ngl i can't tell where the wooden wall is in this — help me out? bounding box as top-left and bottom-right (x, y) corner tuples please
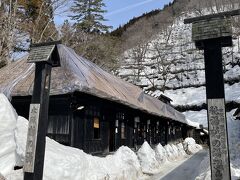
(11, 93), (195, 154)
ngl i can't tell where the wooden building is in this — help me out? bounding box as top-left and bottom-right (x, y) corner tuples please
(0, 45), (197, 154)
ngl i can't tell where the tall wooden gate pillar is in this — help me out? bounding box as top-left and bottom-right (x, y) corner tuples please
(24, 41), (61, 180)
(185, 9), (240, 180)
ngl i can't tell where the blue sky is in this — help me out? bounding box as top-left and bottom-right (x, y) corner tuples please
(103, 0), (173, 29)
(54, 0), (173, 30)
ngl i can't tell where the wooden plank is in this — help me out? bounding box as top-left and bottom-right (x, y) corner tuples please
(184, 9), (240, 24)
(207, 99), (231, 180)
(23, 104), (40, 173)
(192, 18), (232, 41)
(27, 45), (55, 63)
(30, 40), (62, 48)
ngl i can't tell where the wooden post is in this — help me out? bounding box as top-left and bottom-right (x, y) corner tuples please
(24, 63), (52, 180)
(69, 98), (75, 147)
(184, 10), (240, 180)
(23, 41), (61, 180)
(203, 39), (231, 180)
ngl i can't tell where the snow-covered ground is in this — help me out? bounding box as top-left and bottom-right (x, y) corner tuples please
(0, 93), (203, 180)
(183, 110), (208, 127)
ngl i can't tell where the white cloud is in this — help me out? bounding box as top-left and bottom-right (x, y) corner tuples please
(105, 0), (156, 17)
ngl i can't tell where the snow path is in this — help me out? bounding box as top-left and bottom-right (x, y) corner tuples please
(151, 149), (208, 180)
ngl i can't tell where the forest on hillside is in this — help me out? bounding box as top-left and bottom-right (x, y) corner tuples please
(0, 0), (239, 72)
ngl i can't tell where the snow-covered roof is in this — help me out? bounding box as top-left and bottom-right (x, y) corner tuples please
(0, 45), (187, 124)
(186, 119), (200, 129)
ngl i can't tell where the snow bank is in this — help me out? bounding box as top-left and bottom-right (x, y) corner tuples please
(196, 110), (240, 180)
(155, 143), (168, 164)
(195, 154), (240, 180)
(0, 94), (17, 176)
(15, 116), (28, 167)
(183, 110), (208, 128)
(227, 109), (240, 165)
(137, 141), (160, 174)
(0, 93), (143, 180)
(10, 117), (143, 180)
(186, 119), (200, 129)
(164, 144), (179, 161)
(163, 143), (187, 161)
(43, 138), (142, 180)
(176, 143), (187, 157)
(183, 137), (202, 154)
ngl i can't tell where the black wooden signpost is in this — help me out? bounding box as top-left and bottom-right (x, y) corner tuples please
(184, 9), (240, 180)
(24, 41), (61, 180)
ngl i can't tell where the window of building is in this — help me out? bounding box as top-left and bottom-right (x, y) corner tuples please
(121, 122), (126, 139)
(115, 120), (119, 133)
(93, 117), (100, 139)
(143, 125), (146, 138)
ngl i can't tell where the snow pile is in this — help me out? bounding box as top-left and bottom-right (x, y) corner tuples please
(183, 137), (202, 154)
(155, 143), (168, 164)
(163, 144), (174, 161)
(0, 94), (17, 176)
(137, 141), (160, 174)
(176, 143), (187, 157)
(171, 144), (180, 160)
(164, 144), (181, 161)
(144, 140), (195, 171)
(111, 146), (143, 179)
(0, 93), (143, 180)
(186, 119), (200, 129)
(15, 116), (28, 167)
(227, 110), (240, 164)
(196, 110), (240, 180)
(12, 117), (143, 180)
(195, 154), (240, 180)
(163, 143), (188, 161)
(183, 110), (208, 128)
(42, 138), (143, 180)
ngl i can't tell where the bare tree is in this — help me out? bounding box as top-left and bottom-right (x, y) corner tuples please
(129, 42), (149, 84)
(151, 22), (177, 93)
(18, 0), (68, 43)
(0, 0), (69, 68)
(0, 0), (18, 68)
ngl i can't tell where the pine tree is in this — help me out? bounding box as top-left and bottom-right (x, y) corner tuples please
(70, 0), (111, 33)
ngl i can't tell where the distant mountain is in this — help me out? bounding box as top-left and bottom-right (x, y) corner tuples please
(111, 0), (240, 50)
(116, 3), (240, 127)
(111, 0), (187, 38)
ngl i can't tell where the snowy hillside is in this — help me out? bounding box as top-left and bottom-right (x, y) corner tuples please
(117, 13), (240, 128)
(117, 10), (240, 179)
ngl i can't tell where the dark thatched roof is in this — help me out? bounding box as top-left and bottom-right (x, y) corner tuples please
(0, 45), (187, 124)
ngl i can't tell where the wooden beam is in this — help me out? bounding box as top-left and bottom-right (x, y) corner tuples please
(184, 9), (240, 24)
(30, 40), (62, 48)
